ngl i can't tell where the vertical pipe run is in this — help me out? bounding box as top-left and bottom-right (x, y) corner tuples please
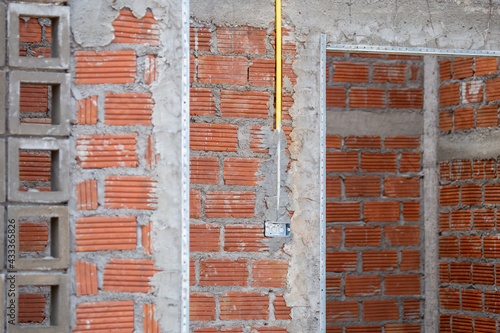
(275, 0), (282, 221)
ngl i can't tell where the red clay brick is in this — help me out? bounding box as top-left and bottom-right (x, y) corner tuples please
(112, 10), (159, 45)
(191, 123), (238, 152)
(18, 293), (45, 323)
(199, 259), (248, 286)
(362, 251), (397, 271)
(281, 93), (294, 120)
(190, 88), (215, 116)
(440, 59), (452, 81)
(346, 325), (382, 333)
(403, 201), (420, 221)
(190, 189), (201, 219)
(484, 236), (500, 258)
(224, 224), (267, 252)
(385, 225), (420, 246)
(190, 224), (220, 252)
(221, 90), (269, 118)
(439, 236), (459, 258)
(144, 55), (158, 85)
(372, 63), (406, 84)
(344, 136), (381, 149)
(190, 258), (195, 286)
(326, 201), (360, 222)
(105, 92), (153, 126)
(141, 222), (153, 255)
(104, 175), (157, 210)
(251, 260), (288, 287)
(282, 59), (297, 86)
(403, 299), (420, 320)
(190, 293), (216, 321)
(384, 177), (420, 198)
(410, 65), (421, 81)
(453, 315), (473, 332)
(326, 86), (347, 107)
(364, 201), (400, 222)
(190, 55), (196, 82)
(251, 327), (287, 333)
(454, 107), (475, 130)
(77, 134), (138, 168)
(19, 18), (42, 43)
(326, 251), (357, 272)
(486, 78), (500, 101)
(472, 263), (495, 285)
(220, 292), (269, 320)
(224, 157), (263, 185)
(440, 83), (460, 106)
(461, 289), (482, 311)
(326, 301), (359, 322)
(441, 288), (460, 310)
(198, 55), (247, 85)
(217, 26), (266, 54)
(385, 324), (420, 332)
(194, 328), (243, 333)
(344, 176), (381, 197)
(75, 50), (136, 85)
(249, 58), (275, 86)
(143, 304), (160, 333)
(205, 191), (255, 218)
(76, 216), (136, 252)
(440, 262), (450, 283)
(145, 135), (159, 168)
(462, 80), (483, 103)
(19, 152), (50, 182)
(363, 299), (398, 321)
(326, 135), (341, 148)
(451, 209), (471, 231)
(19, 222), (48, 252)
(326, 226), (342, 247)
(385, 135), (420, 149)
(388, 88), (423, 109)
(400, 152), (421, 173)
(475, 57), (497, 76)
(450, 159), (472, 180)
(400, 250), (420, 271)
(450, 262), (472, 283)
(385, 274), (420, 295)
(460, 235), (482, 257)
(440, 314), (452, 332)
(73, 300), (134, 333)
(453, 57), (474, 79)
(274, 294), (291, 320)
(332, 62), (369, 82)
(344, 226), (381, 247)
(439, 109), (453, 131)
(190, 156), (219, 184)
(326, 277), (341, 297)
(477, 105), (499, 128)
(474, 209), (495, 230)
(76, 95), (98, 125)
(76, 180), (98, 210)
(190, 27), (211, 51)
(485, 291), (500, 314)
(361, 152), (397, 172)
(349, 87), (385, 108)
(75, 260), (98, 297)
(326, 152), (359, 172)
(326, 177), (341, 198)
(345, 275), (381, 297)
(485, 183), (500, 204)
(440, 211), (450, 231)
(461, 183), (482, 205)
(474, 317), (497, 332)
(103, 259), (159, 293)
(440, 185), (460, 206)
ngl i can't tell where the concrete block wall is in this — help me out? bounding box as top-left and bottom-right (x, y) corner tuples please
(325, 52), (425, 332)
(189, 23), (296, 332)
(438, 57), (500, 332)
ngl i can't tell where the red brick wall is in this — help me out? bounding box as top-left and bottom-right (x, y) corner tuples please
(325, 53), (424, 332)
(438, 57), (500, 331)
(71, 10), (161, 332)
(189, 24), (296, 330)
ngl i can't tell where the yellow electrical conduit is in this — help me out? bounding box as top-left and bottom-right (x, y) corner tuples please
(276, 0), (282, 130)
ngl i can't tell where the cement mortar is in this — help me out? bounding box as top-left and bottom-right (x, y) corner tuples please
(191, 0), (500, 50)
(438, 129), (500, 161)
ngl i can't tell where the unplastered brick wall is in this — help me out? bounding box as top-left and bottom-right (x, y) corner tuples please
(189, 23), (296, 332)
(325, 52), (424, 332)
(71, 9), (162, 332)
(438, 57), (500, 332)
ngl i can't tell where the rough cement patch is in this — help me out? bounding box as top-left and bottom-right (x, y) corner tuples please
(326, 110), (423, 137)
(423, 56), (439, 333)
(191, 0), (500, 50)
(285, 33), (322, 333)
(438, 129), (500, 161)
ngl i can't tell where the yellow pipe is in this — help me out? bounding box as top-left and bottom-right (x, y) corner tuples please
(276, 0), (282, 130)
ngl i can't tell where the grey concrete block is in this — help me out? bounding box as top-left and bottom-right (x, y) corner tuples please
(7, 206), (68, 271)
(0, 71), (5, 134)
(0, 4), (5, 67)
(9, 71), (70, 137)
(7, 273), (69, 332)
(8, 138), (69, 203)
(0, 139), (5, 202)
(0, 207), (4, 270)
(8, 3), (69, 69)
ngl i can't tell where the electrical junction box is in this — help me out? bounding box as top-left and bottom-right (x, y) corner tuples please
(264, 222), (291, 237)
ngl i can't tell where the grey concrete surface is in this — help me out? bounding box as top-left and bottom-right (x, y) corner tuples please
(0, 4), (5, 67)
(9, 71), (70, 137)
(8, 3), (70, 69)
(8, 205), (69, 271)
(0, 140), (4, 203)
(0, 71), (5, 135)
(438, 129), (500, 161)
